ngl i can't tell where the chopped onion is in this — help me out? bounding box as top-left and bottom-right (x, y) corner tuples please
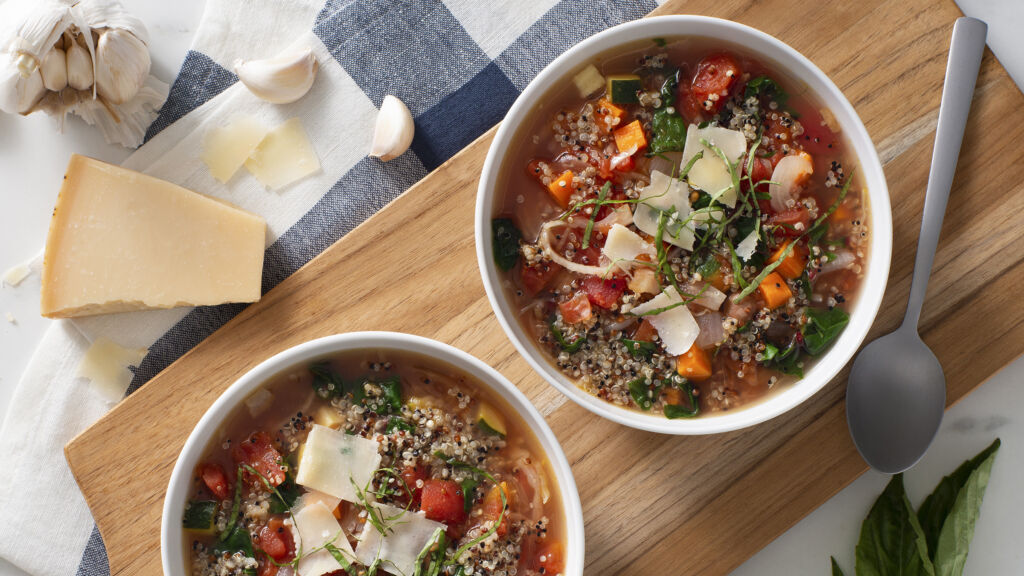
(695, 311), (726, 348)
(683, 281), (727, 310)
(595, 205), (633, 234)
(769, 152), (813, 212)
(819, 249), (855, 275)
(538, 220), (609, 276)
(648, 151), (682, 176)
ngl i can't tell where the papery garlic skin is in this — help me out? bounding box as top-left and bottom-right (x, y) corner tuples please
(16, 69), (45, 113)
(94, 28), (149, 105)
(65, 39), (94, 91)
(40, 47), (67, 91)
(234, 48), (318, 104)
(371, 95), (415, 162)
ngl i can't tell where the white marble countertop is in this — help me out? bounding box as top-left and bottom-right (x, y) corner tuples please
(0, 1), (1020, 575)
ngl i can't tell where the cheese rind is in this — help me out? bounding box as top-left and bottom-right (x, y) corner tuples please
(295, 424), (381, 503)
(40, 155), (267, 318)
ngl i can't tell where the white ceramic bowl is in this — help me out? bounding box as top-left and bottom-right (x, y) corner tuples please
(161, 332), (584, 575)
(475, 15), (892, 435)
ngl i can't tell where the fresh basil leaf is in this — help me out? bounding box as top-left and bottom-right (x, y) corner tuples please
(628, 378), (654, 410)
(802, 307), (850, 355)
(918, 439), (1001, 558)
(799, 270), (813, 301)
(932, 442), (999, 576)
(855, 473), (935, 576)
(831, 557), (845, 576)
(623, 338), (657, 359)
(551, 323), (585, 353)
(325, 542), (354, 571)
(492, 218), (522, 271)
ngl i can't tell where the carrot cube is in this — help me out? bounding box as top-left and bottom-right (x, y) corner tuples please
(676, 343), (712, 381)
(547, 170), (575, 208)
(613, 120), (647, 153)
(758, 272), (793, 309)
(769, 241), (808, 280)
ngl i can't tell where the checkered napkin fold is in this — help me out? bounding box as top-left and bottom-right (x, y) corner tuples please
(0, 0), (655, 574)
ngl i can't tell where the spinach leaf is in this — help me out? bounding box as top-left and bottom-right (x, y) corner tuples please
(691, 191), (713, 210)
(310, 362), (343, 398)
(492, 218), (522, 271)
(663, 382), (699, 419)
(648, 69), (687, 155)
(551, 323), (585, 353)
(213, 523), (254, 558)
(802, 307), (850, 355)
(764, 339), (803, 378)
(622, 338), (656, 359)
(798, 270), (813, 301)
(628, 378), (654, 410)
(268, 471), (302, 514)
(933, 443), (1000, 576)
(386, 416), (415, 433)
(831, 557), (845, 576)
(745, 75), (796, 117)
(376, 376), (403, 414)
(854, 474), (935, 576)
(461, 477), (480, 513)
(918, 439), (1001, 559)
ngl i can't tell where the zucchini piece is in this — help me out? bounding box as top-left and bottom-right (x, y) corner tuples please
(572, 64), (605, 98)
(607, 74), (642, 104)
(183, 500), (218, 533)
(476, 402), (507, 438)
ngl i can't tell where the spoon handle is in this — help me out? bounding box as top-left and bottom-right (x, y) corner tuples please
(903, 17), (987, 330)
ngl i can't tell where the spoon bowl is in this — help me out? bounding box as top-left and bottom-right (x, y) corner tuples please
(847, 328), (945, 473)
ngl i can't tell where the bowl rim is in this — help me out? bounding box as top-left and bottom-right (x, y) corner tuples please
(475, 14), (893, 435)
(160, 331), (585, 576)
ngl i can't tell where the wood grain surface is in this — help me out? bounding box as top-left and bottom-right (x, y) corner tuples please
(65, 1), (1024, 575)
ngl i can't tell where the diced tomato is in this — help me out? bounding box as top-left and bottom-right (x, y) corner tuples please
(199, 462), (231, 500)
(582, 276), (626, 309)
(397, 464), (429, 507)
(558, 291), (592, 324)
(258, 562), (278, 576)
(743, 155), (775, 213)
(233, 431), (286, 487)
(676, 80), (703, 121)
(689, 54), (741, 115)
(795, 107), (838, 156)
(520, 262), (561, 297)
(257, 517), (294, 562)
(633, 318), (658, 342)
(611, 152), (635, 173)
(420, 479), (467, 525)
(481, 482), (512, 537)
(534, 540), (566, 574)
(765, 207), (812, 238)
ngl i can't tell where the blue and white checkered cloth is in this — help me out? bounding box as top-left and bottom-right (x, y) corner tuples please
(0, 1), (657, 575)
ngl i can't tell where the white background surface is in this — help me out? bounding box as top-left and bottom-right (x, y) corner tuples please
(0, 1), (1020, 575)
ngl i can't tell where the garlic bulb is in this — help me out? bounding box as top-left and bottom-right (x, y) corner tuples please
(40, 46), (67, 91)
(370, 95), (415, 162)
(235, 48), (318, 104)
(0, 0), (167, 148)
(94, 28), (149, 104)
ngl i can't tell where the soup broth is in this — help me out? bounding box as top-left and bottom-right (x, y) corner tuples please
(183, 349), (566, 576)
(490, 38), (869, 419)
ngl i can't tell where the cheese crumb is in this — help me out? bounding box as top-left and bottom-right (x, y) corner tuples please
(2, 264), (31, 287)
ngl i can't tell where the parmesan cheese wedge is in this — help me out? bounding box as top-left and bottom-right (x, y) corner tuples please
(735, 228), (760, 262)
(681, 125), (746, 207)
(630, 286), (700, 355)
(245, 118), (320, 189)
(295, 424), (381, 503)
(201, 115), (269, 183)
(40, 155), (267, 318)
(601, 224), (656, 274)
(293, 501), (357, 576)
(354, 503), (445, 576)
(633, 170), (695, 250)
(78, 337), (148, 402)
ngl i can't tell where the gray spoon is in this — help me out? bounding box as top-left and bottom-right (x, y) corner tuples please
(846, 17), (987, 474)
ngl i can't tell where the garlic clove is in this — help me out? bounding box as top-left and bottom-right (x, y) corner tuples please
(370, 95), (415, 162)
(41, 47), (68, 91)
(16, 69), (45, 114)
(66, 39), (94, 91)
(94, 28), (150, 105)
(234, 47), (318, 104)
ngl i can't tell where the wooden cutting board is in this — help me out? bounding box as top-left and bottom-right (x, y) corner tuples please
(65, 1), (1024, 574)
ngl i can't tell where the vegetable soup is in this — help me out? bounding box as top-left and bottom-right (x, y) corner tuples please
(183, 349), (565, 576)
(491, 38), (869, 419)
